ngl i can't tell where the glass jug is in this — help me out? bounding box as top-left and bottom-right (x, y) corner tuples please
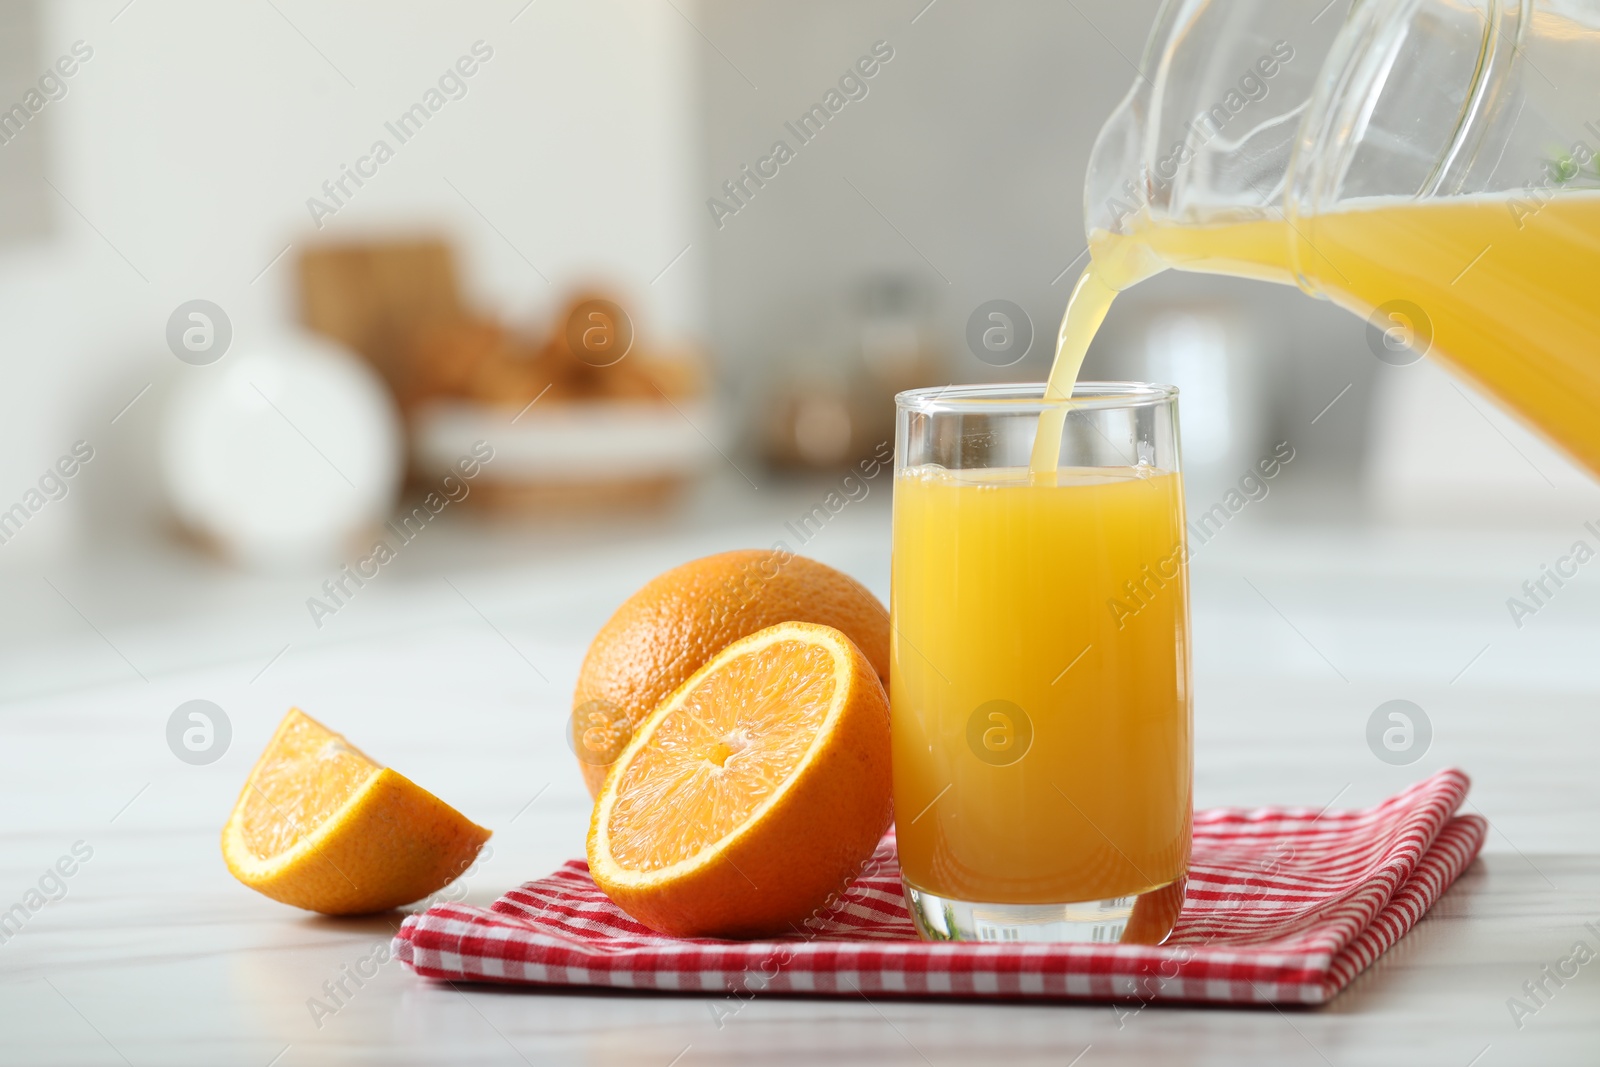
(1082, 0), (1600, 477)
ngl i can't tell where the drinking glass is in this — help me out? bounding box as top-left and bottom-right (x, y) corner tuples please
(891, 382), (1191, 943)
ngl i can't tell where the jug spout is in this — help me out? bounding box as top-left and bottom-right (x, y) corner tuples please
(1082, 78), (1166, 287)
(1082, 0), (1346, 264)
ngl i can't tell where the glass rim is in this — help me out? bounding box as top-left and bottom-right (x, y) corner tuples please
(895, 381), (1179, 414)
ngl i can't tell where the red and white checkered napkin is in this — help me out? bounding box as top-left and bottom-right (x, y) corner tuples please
(394, 768), (1484, 1006)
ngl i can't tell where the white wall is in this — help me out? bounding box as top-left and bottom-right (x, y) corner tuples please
(0, 0), (702, 557)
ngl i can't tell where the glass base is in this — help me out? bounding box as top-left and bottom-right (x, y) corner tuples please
(903, 876), (1185, 945)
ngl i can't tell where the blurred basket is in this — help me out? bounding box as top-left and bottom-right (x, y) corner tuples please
(298, 238), (713, 515)
(410, 399), (719, 514)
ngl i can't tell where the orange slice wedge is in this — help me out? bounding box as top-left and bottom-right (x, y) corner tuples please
(588, 621), (892, 938)
(222, 709), (490, 915)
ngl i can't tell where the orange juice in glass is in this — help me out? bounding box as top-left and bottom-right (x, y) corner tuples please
(891, 383), (1191, 943)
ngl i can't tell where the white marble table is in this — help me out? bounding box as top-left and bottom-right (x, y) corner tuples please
(2, 482), (1598, 1065)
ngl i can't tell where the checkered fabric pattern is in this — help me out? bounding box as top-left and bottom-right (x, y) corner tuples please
(394, 769), (1483, 1005)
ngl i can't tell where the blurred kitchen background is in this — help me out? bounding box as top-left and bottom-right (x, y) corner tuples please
(2, 0), (1597, 704)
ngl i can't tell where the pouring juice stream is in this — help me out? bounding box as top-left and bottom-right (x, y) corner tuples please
(1034, 191), (1600, 478)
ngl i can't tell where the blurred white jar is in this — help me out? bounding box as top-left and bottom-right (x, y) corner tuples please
(1129, 305), (1269, 504)
(161, 334), (403, 570)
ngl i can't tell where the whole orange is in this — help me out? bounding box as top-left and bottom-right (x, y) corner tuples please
(572, 549), (888, 797)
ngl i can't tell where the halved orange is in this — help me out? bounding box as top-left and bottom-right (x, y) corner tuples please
(571, 550), (890, 797)
(221, 709), (490, 915)
(587, 621), (892, 938)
